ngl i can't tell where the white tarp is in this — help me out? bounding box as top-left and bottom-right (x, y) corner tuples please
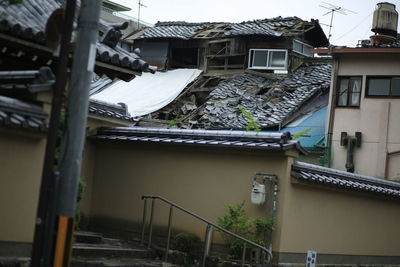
(91, 69), (202, 117)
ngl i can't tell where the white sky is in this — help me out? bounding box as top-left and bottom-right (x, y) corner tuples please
(114, 0), (400, 47)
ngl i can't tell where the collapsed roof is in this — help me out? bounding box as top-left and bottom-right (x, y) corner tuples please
(150, 60), (331, 130)
(133, 17), (329, 47)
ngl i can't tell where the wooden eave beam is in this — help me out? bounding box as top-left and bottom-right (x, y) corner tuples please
(313, 47), (400, 56)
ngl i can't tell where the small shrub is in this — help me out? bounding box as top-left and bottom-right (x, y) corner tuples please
(217, 202), (273, 259)
(172, 232), (202, 256)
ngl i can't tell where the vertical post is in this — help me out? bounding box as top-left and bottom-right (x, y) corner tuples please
(202, 224), (213, 267)
(147, 198), (155, 249)
(241, 243), (246, 267)
(53, 0), (102, 266)
(30, 1), (76, 265)
(164, 205), (173, 262)
(140, 198), (148, 245)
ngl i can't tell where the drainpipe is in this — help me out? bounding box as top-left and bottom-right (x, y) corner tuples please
(340, 132), (362, 173)
(326, 57), (339, 167)
(345, 138), (356, 173)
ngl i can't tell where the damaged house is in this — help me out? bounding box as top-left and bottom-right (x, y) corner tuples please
(93, 17), (332, 154)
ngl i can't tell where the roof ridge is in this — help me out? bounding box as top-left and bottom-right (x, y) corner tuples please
(293, 161), (400, 189)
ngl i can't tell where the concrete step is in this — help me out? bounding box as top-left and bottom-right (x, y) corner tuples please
(75, 231), (104, 244)
(72, 245), (148, 259)
(71, 258), (178, 267)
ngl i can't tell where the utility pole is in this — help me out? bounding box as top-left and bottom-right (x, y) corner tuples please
(30, 1), (76, 266)
(52, 0), (102, 266)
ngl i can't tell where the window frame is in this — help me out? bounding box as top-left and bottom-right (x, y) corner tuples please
(248, 49), (288, 70)
(366, 76), (400, 98)
(336, 76), (363, 108)
(292, 39), (314, 57)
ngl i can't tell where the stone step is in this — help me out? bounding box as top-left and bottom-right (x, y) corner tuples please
(71, 258), (177, 267)
(75, 231), (104, 244)
(72, 245), (148, 259)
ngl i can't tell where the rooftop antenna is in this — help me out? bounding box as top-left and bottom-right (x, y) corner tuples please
(137, 0), (147, 30)
(319, 1), (357, 42)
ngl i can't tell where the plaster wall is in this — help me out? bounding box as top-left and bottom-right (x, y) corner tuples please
(279, 178), (400, 256)
(329, 53), (400, 178)
(0, 130), (46, 242)
(87, 140), (293, 250)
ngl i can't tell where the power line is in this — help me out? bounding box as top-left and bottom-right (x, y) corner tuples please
(333, 11), (373, 43)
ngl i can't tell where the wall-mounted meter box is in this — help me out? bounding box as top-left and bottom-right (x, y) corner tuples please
(251, 181), (265, 205)
(306, 250), (317, 267)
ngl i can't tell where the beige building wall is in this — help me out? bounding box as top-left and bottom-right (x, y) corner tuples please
(86, 139), (400, 257)
(280, 178), (400, 256)
(87, 140), (295, 249)
(0, 130), (46, 243)
(328, 53), (400, 179)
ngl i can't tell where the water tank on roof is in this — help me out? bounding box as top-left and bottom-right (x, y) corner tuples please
(372, 2), (398, 37)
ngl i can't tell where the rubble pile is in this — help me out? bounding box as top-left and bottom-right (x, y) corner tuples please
(150, 62), (331, 130)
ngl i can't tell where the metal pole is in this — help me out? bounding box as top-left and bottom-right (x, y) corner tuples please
(241, 243), (246, 267)
(140, 198), (148, 245)
(147, 199), (155, 249)
(30, 0), (76, 265)
(165, 205), (173, 262)
(53, 0), (102, 265)
(202, 224), (213, 267)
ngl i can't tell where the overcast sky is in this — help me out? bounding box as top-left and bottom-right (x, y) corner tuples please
(114, 0), (400, 47)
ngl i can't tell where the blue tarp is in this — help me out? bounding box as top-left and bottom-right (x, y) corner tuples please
(280, 106), (327, 149)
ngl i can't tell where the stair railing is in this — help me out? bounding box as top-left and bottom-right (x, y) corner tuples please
(140, 195), (272, 267)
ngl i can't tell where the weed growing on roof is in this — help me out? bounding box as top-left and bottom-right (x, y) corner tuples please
(168, 115), (186, 128)
(292, 128), (312, 140)
(239, 107), (261, 132)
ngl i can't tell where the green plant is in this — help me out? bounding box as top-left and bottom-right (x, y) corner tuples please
(168, 115), (186, 128)
(292, 128), (312, 140)
(239, 107), (261, 132)
(217, 202), (273, 259)
(172, 232), (202, 255)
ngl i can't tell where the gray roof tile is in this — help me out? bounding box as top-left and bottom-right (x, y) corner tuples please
(184, 62), (331, 129)
(91, 127), (307, 153)
(292, 161), (400, 198)
(0, 0), (152, 74)
(0, 95), (47, 132)
(138, 17), (321, 40)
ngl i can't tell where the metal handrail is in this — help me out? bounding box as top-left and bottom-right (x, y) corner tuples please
(140, 195), (272, 266)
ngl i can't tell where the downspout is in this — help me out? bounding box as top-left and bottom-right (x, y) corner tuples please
(345, 138), (356, 173)
(383, 103), (391, 178)
(341, 132), (362, 173)
(326, 56), (339, 167)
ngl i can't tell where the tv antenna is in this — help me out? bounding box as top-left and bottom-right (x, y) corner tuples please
(319, 1), (357, 42)
(137, 0), (147, 30)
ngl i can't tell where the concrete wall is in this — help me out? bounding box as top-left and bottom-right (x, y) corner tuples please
(86, 140), (294, 247)
(0, 129), (46, 243)
(85, 139), (400, 263)
(280, 178), (400, 258)
(328, 53), (400, 178)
